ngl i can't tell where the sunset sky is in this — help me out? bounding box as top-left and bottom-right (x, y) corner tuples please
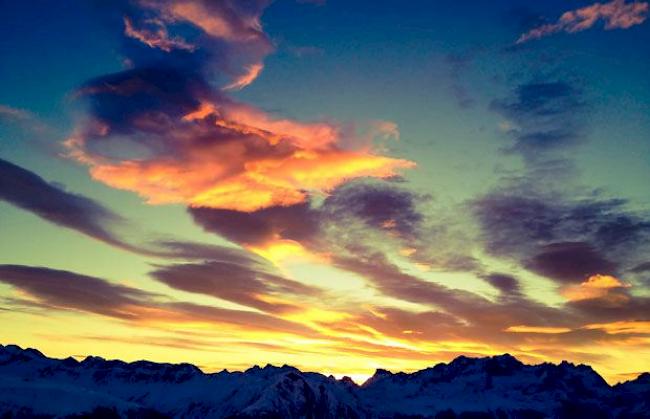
(1, 0), (649, 384)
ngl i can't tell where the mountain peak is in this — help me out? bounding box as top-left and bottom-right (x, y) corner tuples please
(0, 343), (648, 418)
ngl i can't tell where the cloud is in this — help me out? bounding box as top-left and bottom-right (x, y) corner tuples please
(123, 0), (273, 86)
(490, 81), (585, 159)
(0, 265), (155, 319)
(561, 274), (630, 302)
(0, 158), (275, 262)
(223, 62), (264, 90)
(123, 16), (196, 52)
(188, 179), (475, 271)
(0, 105), (32, 122)
(505, 325), (571, 334)
(150, 260), (321, 313)
(157, 0), (270, 43)
(445, 53), (475, 109)
(0, 104), (50, 137)
(517, 0), (649, 44)
(483, 273), (522, 298)
(630, 261), (650, 273)
(473, 188), (650, 283)
(0, 264), (315, 336)
(525, 242), (617, 284)
(189, 202), (319, 247)
(66, 70), (413, 212)
(320, 180), (424, 241)
(0, 158), (132, 251)
(63, 0), (414, 213)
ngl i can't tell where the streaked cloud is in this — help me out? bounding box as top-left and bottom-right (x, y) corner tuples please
(490, 80), (585, 160)
(505, 325), (572, 334)
(473, 188), (650, 284)
(561, 274), (630, 302)
(517, 0), (649, 44)
(0, 158), (132, 251)
(223, 62), (264, 90)
(0, 264), (315, 336)
(0, 104), (32, 122)
(123, 16), (196, 52)
(150, 260), (322, 314)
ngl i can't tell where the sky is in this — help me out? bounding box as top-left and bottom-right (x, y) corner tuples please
(0, 0), (649, 384)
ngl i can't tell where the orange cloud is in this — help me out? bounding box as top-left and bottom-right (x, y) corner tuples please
(584, 320), (650, 334)
(505, 325), (572, 334)
(517, 0), (648, 43)
(67, 98), (414, 212)
(561, 274), (631, 302)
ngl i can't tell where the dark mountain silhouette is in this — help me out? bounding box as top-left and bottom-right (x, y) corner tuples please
(0, 344), (648, 418)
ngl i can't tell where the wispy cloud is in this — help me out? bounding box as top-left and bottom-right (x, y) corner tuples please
(473, 186), (650, 284)
(0, 264), (316, 336)
(0, 158), (131, 251)
(123, 16), (196, 52)
(151, 260), (322, 314)
(223, 62), (264, 90)
(490, 80), (585, 160)
(517, 0), (649, 44)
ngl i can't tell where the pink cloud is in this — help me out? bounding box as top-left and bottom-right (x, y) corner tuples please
(223, 63), (264, 91)
(517, 0), (648, 44)
(123, 16), (195, 52)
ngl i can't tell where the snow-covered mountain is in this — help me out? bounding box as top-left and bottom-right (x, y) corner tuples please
(0, 343), (648, 418)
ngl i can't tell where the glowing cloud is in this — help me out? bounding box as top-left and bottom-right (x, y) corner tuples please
(67, 92), (413, 212)
(517, 0), (648, 44)
(561, 274), (631, 302)
(584, 320), (650, 334)
(505, 325), (572, 334)
(67, 0), (414, 213)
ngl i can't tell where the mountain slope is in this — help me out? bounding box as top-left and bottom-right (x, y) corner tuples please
(0, 344), (648, 418)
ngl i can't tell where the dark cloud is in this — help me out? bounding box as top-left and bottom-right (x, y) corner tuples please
(0, 158), (132, 251)
(188, 178), (475, 274)
(525, 242), (617, 283)
(0, 265), (155, 319)
(568, 294), (650, 323)
(0, 158), (273, 263)
(330, 248), (564, 329)
(630, 262), (650, 273)
(77, 66), (205, 137)
(150, 240), (262, 264)
(445, 53), (475, 109)
(189, 179), (425, 248)
(150, 260), (320, 313)
(483, 273), (522, 297)
(321, 181), (424, 240)
(490, 81), (585, 159)
(0, 264), (315, 336)
(474, 189), (650, 283)
(189, 202), (319, 246)
(318, 180), (478, 273)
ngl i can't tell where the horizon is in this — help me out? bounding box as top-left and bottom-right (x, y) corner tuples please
(1, 0), (650, 389)
(3, 342), (645, 387)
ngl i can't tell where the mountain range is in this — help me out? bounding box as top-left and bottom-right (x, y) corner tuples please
(1, 343), (648, 418)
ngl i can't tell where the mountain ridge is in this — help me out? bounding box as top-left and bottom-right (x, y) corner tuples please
(1, 343), (648, 418)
